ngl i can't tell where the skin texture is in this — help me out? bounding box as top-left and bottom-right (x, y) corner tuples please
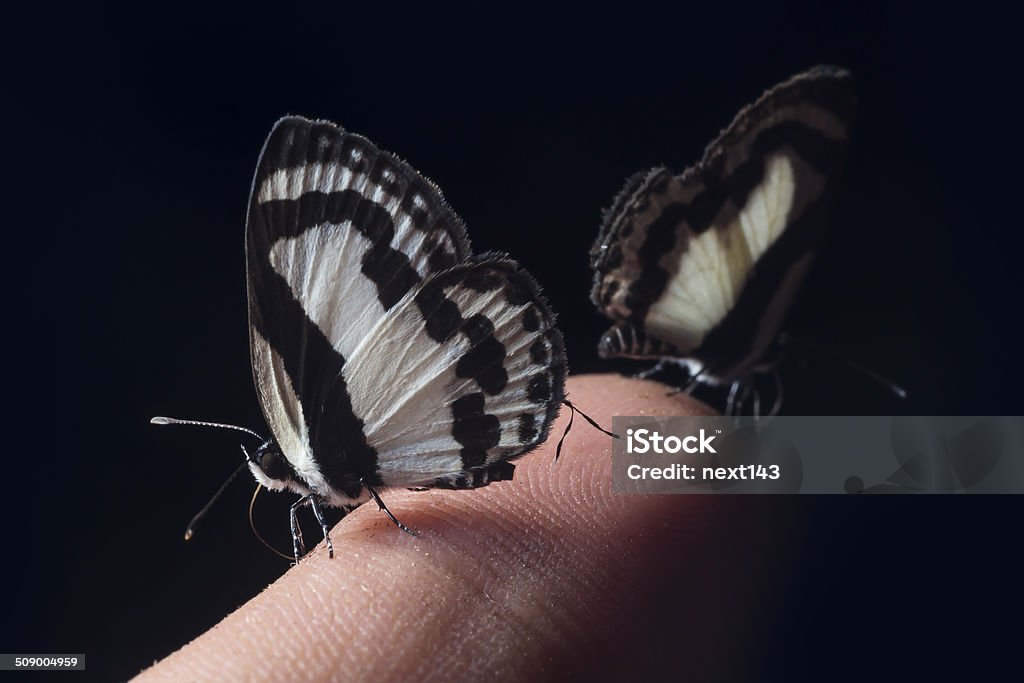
(136, 375), (797, 682)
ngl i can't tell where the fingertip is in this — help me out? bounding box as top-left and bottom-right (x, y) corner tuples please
(138, 374), (792, 682)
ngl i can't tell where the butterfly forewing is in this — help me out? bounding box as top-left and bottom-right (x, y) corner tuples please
(591, 66), (855, 382)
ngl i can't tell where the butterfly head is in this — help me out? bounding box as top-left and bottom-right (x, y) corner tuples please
(245, 440), (300, 493)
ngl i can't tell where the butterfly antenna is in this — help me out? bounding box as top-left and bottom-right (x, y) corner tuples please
(151, 417), (266, 538)
(780, 333), (908, 400)
(248, 485), (294, 561)
(150, 416), (267, 442)
(555, 400), (621, 462)
(184, 459), (249, 541)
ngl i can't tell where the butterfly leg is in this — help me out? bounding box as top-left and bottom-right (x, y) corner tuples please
(308, 495), (335, 559)
(363, 483), (417, 536)
(736, 382), (754, 419)
(666, 371), (706, 397)
(766, 368), (784, 418)
(661, 363), (711, 396)
(635, 359), (670, 380)
(725, 381), (742, 416)
(289, 496), (309, 563)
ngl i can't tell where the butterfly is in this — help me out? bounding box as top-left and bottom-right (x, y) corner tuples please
(589, 66), (856, 413)
(154, 116), (573, 561)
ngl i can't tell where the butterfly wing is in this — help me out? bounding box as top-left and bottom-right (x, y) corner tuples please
(342, 256), (566, 487)
(246, 117), (565, 502)
(591, 66), (855, 381)
(246, 116), (472, 501)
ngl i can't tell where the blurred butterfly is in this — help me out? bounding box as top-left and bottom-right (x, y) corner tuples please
(153, 116), (601, 561)
(590, 66), (856, 414)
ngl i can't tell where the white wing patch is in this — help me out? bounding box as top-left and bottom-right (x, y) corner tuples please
(269, 224), (385, 360)
(343, 291), (469, 483)
(259, 161), (354, 204)
(739, 155), (796, 257)
(646, 154), (797, 350)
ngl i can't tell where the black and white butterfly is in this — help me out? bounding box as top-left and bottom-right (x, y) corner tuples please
(590, 66), (855, 412)
(155, 116), (571, 560)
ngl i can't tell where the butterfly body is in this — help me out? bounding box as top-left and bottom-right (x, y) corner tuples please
(591, 66), (855, 387)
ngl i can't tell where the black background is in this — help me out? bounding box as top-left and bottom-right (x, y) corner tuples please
(9, 2), (1023, 680)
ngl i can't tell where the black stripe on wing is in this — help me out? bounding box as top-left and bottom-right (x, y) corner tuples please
(245, 239), (379, 496)
(433, 461), (517, 490)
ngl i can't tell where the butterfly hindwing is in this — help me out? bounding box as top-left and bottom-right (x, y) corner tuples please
(342, 257), (566, 487)
(591, 66), (855, 381)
